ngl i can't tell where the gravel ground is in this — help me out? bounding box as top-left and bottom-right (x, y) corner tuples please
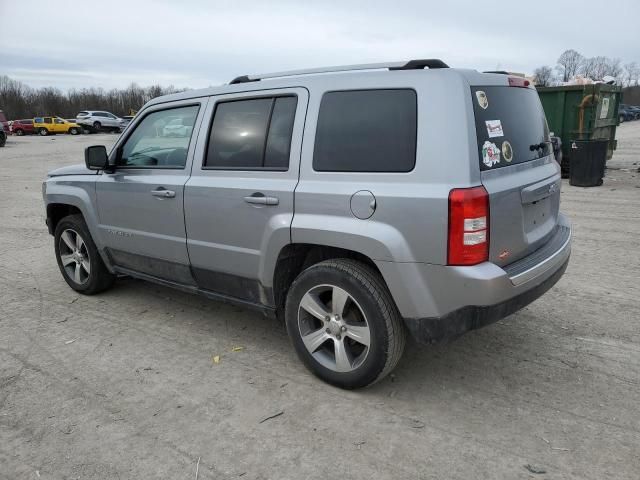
(1, 124), (639, 480)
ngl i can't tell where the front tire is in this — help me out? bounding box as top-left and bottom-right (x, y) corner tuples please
(15, 129), (24, 136)
(285, 259), (405, 389)
(54, 214), (115, 294)
(69, 127), (79, 135)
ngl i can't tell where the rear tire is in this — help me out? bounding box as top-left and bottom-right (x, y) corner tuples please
(39, 128), (48, 136)
(54, 214), (115, 295)
(285, 259), (405, 389)
(93, 121), (101, 131)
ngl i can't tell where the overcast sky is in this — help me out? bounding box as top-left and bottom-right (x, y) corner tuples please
(1, 0), (638, 91)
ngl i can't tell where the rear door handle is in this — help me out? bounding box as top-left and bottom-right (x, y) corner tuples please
(151, 188), (176, 198)
(244, 193), (279, 206)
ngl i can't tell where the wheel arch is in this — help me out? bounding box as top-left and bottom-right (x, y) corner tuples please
(45, 190), (115, 273)
(47, 203), (83, 234)
(271, 243), (387, 315)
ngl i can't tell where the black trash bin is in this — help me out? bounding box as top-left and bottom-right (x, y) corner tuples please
(569, 140), (608, 187)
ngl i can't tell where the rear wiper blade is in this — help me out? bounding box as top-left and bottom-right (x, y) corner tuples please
(529, 142), (548, 151)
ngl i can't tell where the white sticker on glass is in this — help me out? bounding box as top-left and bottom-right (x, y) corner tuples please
(482, 141), (501, 168)
(476, 90), (489, 109)
(485, 120), (504, 138)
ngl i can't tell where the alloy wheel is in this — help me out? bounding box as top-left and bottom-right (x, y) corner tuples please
(297, 284), (371, 372)
(58, 229), (91, 285)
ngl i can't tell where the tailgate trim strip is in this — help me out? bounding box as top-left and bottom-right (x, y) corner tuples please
(504, 222), (571, 286)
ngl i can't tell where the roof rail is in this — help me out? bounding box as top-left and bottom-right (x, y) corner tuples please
(483, 70), (510, 75)
(229, 59), (449, 84)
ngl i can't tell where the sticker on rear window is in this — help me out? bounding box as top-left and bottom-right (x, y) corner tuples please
(476, 90), (488, 109)
(485, 120), (504, 138)
(482, 141), (500, 168)
(502, 141), (513, 162)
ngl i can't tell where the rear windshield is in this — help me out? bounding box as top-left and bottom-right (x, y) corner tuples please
(472, 86), (550, 170)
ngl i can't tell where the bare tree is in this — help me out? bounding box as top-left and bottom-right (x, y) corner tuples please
(533, 66), (554, 86)
(0, 76), (188, 120)
(581, 56), (609, 80)
(604, 57), (623, 82)
(623, 62), (639, 86)
(557, 49), (584, 82)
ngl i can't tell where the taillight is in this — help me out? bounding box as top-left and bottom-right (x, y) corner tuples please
(448, 186), (489, 266)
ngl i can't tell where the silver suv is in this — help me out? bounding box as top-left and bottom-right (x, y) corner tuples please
(76, 111), (125, 132)
(43, 60), (571, 389)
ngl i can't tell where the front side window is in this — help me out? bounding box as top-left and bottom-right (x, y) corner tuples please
(313, 89), (417, 172)
(55, 118), (64, 124)
(118, 105), (199, 168)
(205, 95), (297, 169)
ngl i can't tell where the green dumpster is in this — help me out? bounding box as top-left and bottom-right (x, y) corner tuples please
(537, 84), (622, 176)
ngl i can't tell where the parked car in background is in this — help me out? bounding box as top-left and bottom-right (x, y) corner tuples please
(0, 110), (8, 146)
(121, 115), (135, 129)
(12, 119), (36, 135)
(624, 105), (640, 120)
(76, 111), (125, 132)
(162, 117), (193, 137)
(33, 117), (81, 136)
(618, 104), (637, 123)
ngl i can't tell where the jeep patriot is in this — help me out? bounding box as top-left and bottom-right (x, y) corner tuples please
(43, 59), (571, 388)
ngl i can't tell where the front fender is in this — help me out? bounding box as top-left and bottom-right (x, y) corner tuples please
(44, 179), (110, 271)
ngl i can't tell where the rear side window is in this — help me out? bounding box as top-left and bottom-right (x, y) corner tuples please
(313, 89), (417, 172)
(205, 96), (297, 170)
(472, 86), (551, 170)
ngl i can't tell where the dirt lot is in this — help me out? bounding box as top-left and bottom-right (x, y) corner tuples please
(1, 125), (639, 480)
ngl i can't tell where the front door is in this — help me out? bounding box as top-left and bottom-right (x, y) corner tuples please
(184, 88), (307, 304)
(53, 117), (66, 133)
(95, 100), (207, 284)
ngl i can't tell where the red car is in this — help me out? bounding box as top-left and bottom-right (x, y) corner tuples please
(11, 119), (36, 135)
(0, 110), (8, 147)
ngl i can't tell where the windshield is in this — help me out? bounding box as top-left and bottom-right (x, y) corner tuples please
(472, 86), (551, 170)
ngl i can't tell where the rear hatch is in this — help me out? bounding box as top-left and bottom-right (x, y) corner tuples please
(471, 82), (561, 267)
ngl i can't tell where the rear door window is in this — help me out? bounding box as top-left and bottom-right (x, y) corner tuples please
(313, 89), (417, 172)
(472, 86), (551, 170)
(204, 95), (297, 170)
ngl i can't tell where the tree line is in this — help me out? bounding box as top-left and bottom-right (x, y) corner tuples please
(0, 75), (186, 120)
(533, 50), (640, 87)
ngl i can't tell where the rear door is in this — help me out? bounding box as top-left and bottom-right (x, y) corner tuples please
(471, 83), (561, 266)
(184, 88), (307, 303)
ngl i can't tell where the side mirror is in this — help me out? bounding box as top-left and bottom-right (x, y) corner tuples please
(85, 145), (109, 170)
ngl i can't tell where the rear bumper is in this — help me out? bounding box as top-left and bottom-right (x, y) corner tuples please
(403, 257), (568, 344)
(376, 213), (571, 344)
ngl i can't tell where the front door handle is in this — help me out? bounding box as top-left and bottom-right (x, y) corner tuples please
(151, 188), (176, 198)
(244, 193), (279, 206)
